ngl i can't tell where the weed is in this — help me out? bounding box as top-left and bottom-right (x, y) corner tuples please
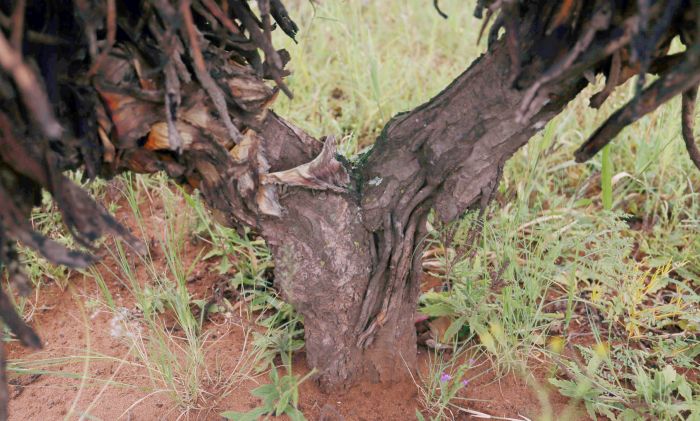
(221, 366), (314, 421)
(413, 349), (478, 421)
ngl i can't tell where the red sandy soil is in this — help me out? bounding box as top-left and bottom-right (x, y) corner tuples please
(6, 184), (586, 420)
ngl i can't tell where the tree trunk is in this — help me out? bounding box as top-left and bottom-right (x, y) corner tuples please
(254, 42), (585, 390)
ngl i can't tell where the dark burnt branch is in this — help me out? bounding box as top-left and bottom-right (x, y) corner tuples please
(180, 0), (243, 144)
(0, 1), (299, 415)
(0, 31), (61, 139)
(517, 0), (612, 123)
(87, 0), (116, 76)
(501, 0), (521, 84)
(270, 0), (298, 40)
(682, 86), (700, 170)
(589, 50), (621, 108)
(575, 44), (700, 162)
(8, 0), (24, 50)
(476, 8), (492, 45)
(433, 0), (448, 19)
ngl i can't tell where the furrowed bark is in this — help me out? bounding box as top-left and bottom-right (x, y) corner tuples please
(353, 42), (584, 384)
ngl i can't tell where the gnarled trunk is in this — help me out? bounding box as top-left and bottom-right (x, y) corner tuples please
(254, 42), (584, 390)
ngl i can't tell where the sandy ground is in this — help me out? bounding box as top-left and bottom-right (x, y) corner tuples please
(6, 187), (584, 420)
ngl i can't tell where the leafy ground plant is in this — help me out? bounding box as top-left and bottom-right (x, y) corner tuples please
(221, 366), (314, 421)
(415, 72), (700, 419)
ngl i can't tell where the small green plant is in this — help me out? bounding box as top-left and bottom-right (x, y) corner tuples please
(416, 363), (471, 420)
(221, 366), (314, 421)
(417, 72), (700, 418)
(83, 175), (258, 414)
(551, 345), (700, 420)
(254, 319), (305, 371)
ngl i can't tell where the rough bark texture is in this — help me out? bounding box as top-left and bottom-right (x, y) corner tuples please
(251, 114), (369, 387)
(264, 191), (372, 386)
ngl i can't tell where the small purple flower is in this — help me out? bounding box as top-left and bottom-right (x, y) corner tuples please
(468, 358), (476, 366)
(440, 373), (452, 382)
(461, 379), (469, 387)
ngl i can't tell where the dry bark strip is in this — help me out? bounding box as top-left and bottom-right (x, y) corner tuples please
(0, 1), (699, 417)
